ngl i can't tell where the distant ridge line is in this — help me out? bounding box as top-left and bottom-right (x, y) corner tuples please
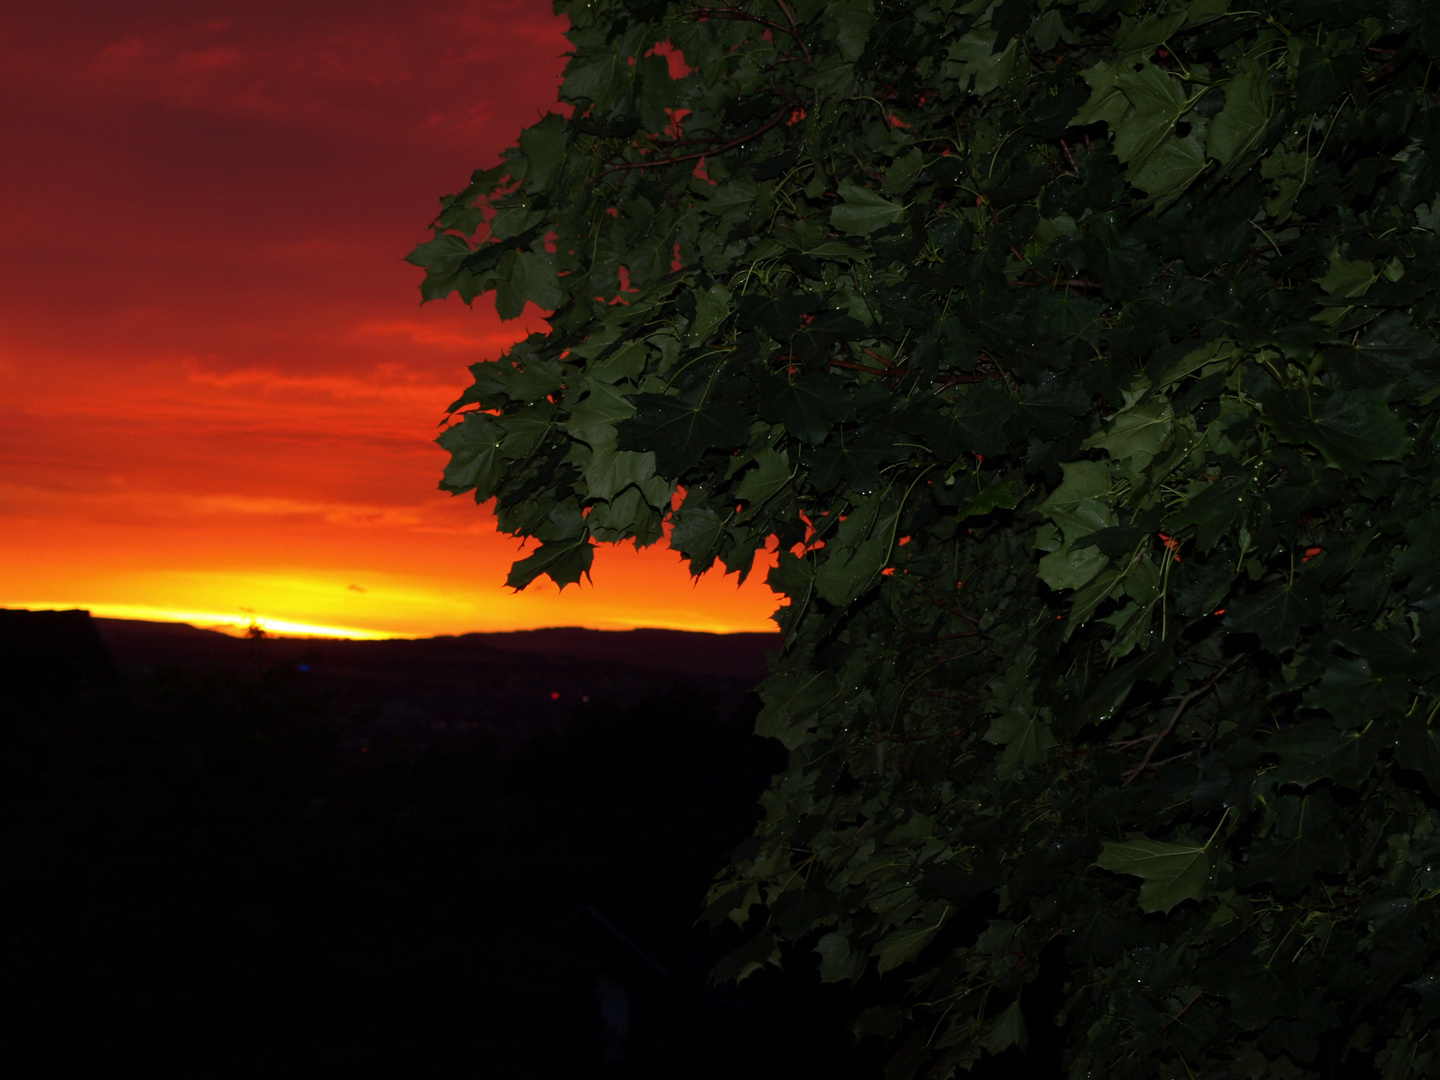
(87, 615), (778, 680)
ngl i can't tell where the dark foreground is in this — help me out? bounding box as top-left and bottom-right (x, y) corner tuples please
(0, 612), (1091, 1077)
(3, 633), (896, 1077)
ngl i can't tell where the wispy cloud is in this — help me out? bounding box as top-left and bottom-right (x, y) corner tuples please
(193, 494), (426, 529)
(182, 357), (451, 405)
(71, 4), (567, 140)
(353, 318), (528, 352)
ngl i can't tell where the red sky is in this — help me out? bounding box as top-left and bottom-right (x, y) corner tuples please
(0, 0), (778, 638)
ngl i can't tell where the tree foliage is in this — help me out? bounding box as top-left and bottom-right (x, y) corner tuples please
(410, 0), (1440, 1074)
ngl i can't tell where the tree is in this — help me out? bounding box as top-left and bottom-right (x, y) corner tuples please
(409, 1), (1440, 1075)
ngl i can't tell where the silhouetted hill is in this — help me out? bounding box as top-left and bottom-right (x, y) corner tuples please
(2, 614), (898, 1078)
(93, 618), (777, 678)
(466, 626), (777, 679)
(90, 616), (779, 744)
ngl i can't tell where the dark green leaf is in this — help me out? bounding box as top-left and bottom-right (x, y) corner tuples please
(504, 537), (595, 590)
(1268, 720), (1381, 789)
(1398, 714), (1440, 797)
(616, 394), (752, 476)
(756, 669), (840, 749)
(1261, 387), (1410, 476)
(560, 52), (629, 113)
(762, 371), (856, 444)
(1201, 949), (1302, 1030)
(1206, 60), (1270, 166)
(1223, 578), (1322, 653)
(436, 413), (504, 497)
(1355, 311), (1437, 366)
(736, 292), (821, 342)
(1302, 657), (1414, 726)
(1094, 835), (1211, 914)
(1295, 44), (1356, 116)
(1168, 559), (1235, 617)
(960, 480), (1019, 520)
(816, 930), (867, 983)
(814, 500), (899, 606)
(670, 500), (725, 573)
(1235, 794), (1348, 896)
(494, 250), (563, 320)
(712, 930), (780, 984)
(735, 447), (792, 506)
(830, 181), (905, 236)
(1076, 640), (1175, 726)
(1165, 477), (1246, 552)
(984, 705), (1056, 778)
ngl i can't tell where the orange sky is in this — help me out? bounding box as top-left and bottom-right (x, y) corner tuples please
(0, 1), (779, 639)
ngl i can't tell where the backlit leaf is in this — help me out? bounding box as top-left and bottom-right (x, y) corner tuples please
(437, 413), (504, 497)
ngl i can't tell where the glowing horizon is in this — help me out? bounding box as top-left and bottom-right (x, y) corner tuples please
(0, 2), (781, 638)
(10, 602), (404, 641)
(5, 597), (782, 642)
(2, 538), (782, 640)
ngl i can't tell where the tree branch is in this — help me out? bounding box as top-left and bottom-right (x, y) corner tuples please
(1122, 653), (1249, 787)
(588, 104), (793, 182)
(681, 3), (811, 62)
(770, 0), (811, 61)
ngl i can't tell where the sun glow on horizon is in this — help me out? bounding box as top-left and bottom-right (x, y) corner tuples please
(0, 5), (785, 642)
(3, 537), (782, 641)
(6, 602), (405, 641)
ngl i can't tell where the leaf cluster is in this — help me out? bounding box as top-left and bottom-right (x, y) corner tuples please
(412, 0), (1440, 1075)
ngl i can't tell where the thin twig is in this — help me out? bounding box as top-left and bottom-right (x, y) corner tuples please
(1122, 654), (1248, 787)
(1160, 991), (1205, 1034)
(1058, 138), (1079, 172)
(681, 4), (810, 61)
(587, 105), (792, 182)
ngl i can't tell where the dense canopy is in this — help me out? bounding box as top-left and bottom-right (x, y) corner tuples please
(411, 0), (1440, 1075)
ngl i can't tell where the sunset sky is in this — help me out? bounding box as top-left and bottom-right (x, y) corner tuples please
(0, 0), (779, 638)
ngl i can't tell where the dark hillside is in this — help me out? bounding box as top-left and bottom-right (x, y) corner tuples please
(92, 617), (778, 745)
(2, 614), (891, 1077)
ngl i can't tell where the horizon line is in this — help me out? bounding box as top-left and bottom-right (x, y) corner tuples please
(2, 603), (780, 641)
